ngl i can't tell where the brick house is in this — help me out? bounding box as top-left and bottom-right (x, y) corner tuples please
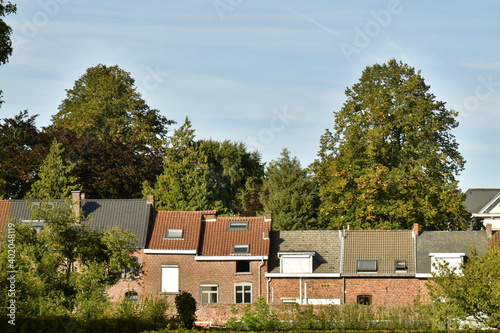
(465, 188), (500, 230)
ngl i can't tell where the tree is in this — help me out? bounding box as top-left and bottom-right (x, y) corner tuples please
(261, 149), (319, 230)
(25, 139), (79, 199)
(200, 139), (264, 215)
(428, 246), (500, 329)
(0, 0), (17, 106)
(52, 64), (173, 146)
(313, 59), (468, 230)
(174, 291), (197, 328)
(0, 202), (139, 317)
(147, 117), (211, 210)
(0, 110), (42, 198)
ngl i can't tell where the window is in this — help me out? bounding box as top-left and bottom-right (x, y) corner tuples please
(395, 260), (407, 273)
(228, 221), (249, 230)
(235, 284), (252, 303)
(430, 253), (465, 275)
(166, 229), (184, 239)
(233, 244), (250, 254)
(161, 265), (179, 293)
(125, 291), (138, 301)
(279, 252), (314, 274)
(236, 260), (251, 273)
(357, 260), (377, 273)
(201, 285), (218, 303)
(357, 295), (372, 305)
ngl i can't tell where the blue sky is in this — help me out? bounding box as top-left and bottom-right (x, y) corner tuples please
(0, 0), (499, 191)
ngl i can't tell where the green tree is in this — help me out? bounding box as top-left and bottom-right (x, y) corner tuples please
(147, 117), (211, 210)
(25, 139), (79, 199)
(0, 202), (139, 317)
(200, 139), (264, 215)
(174, 291), (197, 328)
(313, 59), (468, 230)
(52, 64), (173, 145)
(428, 246), (500, 329)
(0, 0), (17, 106)
(261, 149), (319, 230)
(0, 110), (42, 198)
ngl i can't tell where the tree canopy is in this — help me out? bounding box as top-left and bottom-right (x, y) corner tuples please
(313, 59), (468, 230)
(261, 149), (318, 230)
(0, 0), (17, 106)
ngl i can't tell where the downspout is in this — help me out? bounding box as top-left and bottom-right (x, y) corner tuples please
(304, 282), (308, 304)
(267, 278), (272, 303)
(299, 277), (303, 304)
(259, 257), (265, 298)
(340, 230), (346, 304)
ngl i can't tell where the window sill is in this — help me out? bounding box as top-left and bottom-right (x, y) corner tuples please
(235, 272), (252, 275)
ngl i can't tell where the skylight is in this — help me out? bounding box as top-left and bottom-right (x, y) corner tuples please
(228, 221), (249, 230)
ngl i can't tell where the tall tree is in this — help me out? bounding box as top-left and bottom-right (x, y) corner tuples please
(200, 139), (264, 215)
(25, 139), (79, 199)
(147, 117), (211, 211)
(261, 149), (319, 230)
(313, 59), (468, 230)
(0, 0), (17, 106)
(0, 110), (42, 198)
(51, 64), (173, 146)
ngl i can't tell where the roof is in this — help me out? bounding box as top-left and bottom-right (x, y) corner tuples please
(82, 199), (153, 248)
(465, 188), (500, 213)
(416, 230), (489, 273)
(342, 230), (415, 276)
(147, 210), (216, 250)
(268, 230), (341, 273)
(199, 216), (271, 257)
(0, 200), (11, 236)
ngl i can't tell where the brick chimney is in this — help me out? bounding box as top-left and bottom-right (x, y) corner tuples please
(146, 194), (155, 207)
(72, 190), (83, 218)
(412, 223), (420, 236)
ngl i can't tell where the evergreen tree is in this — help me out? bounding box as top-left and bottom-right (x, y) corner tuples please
(261, 149), (318, 230)
(25, 139), (79, 199)
(313, 59), (468, 230)
(147, 117), (211, 210)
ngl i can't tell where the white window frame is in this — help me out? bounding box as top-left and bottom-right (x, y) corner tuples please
(201, 284), (218, 303)
(228, 221), (249, 230)
(279, 252), (314, 274)
(233, 244), (250, 254)
(161, 264), (179, 293)
(235, 283), (252, 303)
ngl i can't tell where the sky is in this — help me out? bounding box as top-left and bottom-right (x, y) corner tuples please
(0, 0), (499, 192)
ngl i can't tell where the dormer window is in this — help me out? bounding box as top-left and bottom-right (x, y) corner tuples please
(395, 260), (407, 273)
(357, 260), (377, 273)
(166, 229), (184, 239)
(279, 252), (315, 274)
(233, 244), (250, 254)
(430, 253), (465, 275)
(228, 221), (249, 230)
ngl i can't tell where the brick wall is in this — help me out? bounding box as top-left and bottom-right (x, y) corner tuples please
(269, 277), (343, 304)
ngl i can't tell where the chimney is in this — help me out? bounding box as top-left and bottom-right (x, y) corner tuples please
(412, 223), (420, 236)
(264, 211), (272, 222)
(146, 194), (155, 207)
(72, 190), (83, 219)
(486, 223), (493, 239)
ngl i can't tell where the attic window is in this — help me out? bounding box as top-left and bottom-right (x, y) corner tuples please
(233, 244), (250, 254)
(395, 260), (407, 273)
(357, 260), (378, 273)
(166, 229), (184, 239)
(228, 221), (249, 230)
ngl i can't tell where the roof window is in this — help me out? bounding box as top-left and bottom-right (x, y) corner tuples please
(233, 244), (250, 254)
(166, 229), (184, 239)
(228, 221), (249, 230)
(357, 260), (378, 273)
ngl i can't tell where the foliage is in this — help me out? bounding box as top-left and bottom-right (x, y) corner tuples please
(147, 117), (211, 210)
(0, 0), (16, 66)
(25, 139), (79, 199)
(225, 297), (281, 331)
(0, 202), (139, 317)
(0, 110), (42, 198)
(313, 59), (469, 230)
(200, 139), (264, 215)
(429, 246), (500, 329)
(52, 64), (173, 145)
(174, 291), (197, 328)
(261, 149), (319, 230)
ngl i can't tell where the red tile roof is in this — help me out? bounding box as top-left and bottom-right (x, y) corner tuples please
(0, 200), (11, 236)
(199, 216), (271, 257)
(147, 210), (216, 250)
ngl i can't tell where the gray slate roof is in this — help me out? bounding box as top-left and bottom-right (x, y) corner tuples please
(465, 188), (500, 213)
(8, 199), (153, 248)
(82, 199), (153, 248)
(342, 230), (415, 276)
(416, 230), (488, 274)
(268, 230), (341, 273)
